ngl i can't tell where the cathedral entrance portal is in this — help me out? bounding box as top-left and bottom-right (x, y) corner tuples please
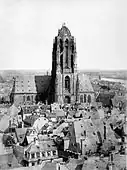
(64, 96), (71, 104)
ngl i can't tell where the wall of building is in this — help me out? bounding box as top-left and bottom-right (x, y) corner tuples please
(14, 94), (36, 106)
(78, 93), (95, 104)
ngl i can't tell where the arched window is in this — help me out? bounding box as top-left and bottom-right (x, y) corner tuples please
(87, 95), (91, 104)
(71, 55), (74, 73)
(60, 54), (63, 72)
(65, 76), (70, 92)
(64, 96), (70, 104)
(80, 95), (83, 103)
(27, 96), (30, 101)
(65, 39), (69, 67)
(72, 44), (74, 54)
(84, 94), (86, 103)
(60, 39), (63, 53)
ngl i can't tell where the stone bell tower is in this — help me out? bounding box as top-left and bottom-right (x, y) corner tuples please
(50, 23), (78, 104)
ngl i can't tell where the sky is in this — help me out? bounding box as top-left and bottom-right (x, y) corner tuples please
(0, 0), (127, 71)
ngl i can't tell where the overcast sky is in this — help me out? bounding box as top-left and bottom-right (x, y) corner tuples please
(0, 0), (126, 71)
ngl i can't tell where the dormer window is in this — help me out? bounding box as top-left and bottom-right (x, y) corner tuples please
(31, 153), (35, 159)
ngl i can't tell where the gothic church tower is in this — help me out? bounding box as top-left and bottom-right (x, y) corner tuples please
(50, 23), (78, 104)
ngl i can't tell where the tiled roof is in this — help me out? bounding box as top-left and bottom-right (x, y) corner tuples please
(14, 75), (37, 94)
(26, 143), (40, 153)
(0, 153), (21, 169)
(24, 115), (39, 127)
(39, 139), (57, 151)
(8, 104), (19, 117)
(74, 119), (100, 143)
(0, 82), (13, 96)
(35, 75), (51, 94)
(78, 74), (94, 93)
(12, 145), (24, 163)
(15, 128), (27, 143)
(26, 139), (57, 153)
(42, 162), (56, 170)
(53, 122), (68, 135)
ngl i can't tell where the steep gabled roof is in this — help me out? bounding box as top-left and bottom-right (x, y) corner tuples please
(26, 143), (40, 153)
(74, 119), (100, 143)
(35, 75), (51, 94)
(14, 75), (37, 94)
(39, 139), (57, 152)
(42, 162), (56, 170)
(78, 74), (94, 93)
(15, 128), (27, 143)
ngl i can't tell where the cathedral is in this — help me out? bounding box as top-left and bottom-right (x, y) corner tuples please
(48, 23), (95, 105)
(11, 24), (95, 105)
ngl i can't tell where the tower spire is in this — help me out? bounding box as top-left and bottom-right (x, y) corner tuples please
(62, 22), (66, 27)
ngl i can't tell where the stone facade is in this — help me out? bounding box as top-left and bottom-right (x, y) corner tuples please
(49, 24), (95, 105)
(50, 24), (78, 104)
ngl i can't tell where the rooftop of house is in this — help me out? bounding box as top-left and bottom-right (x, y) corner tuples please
(0, 153), (21, 169)
(73, 118), (100, 143)
(38, 139), (57, 152)
(26, 143), (40, 153)
(26, 138), (57, 153)
(0, 114), (11, 132)
(15, 128), (27, 143)
(23, 115), (39, 127)
(42, 162), (56, 170)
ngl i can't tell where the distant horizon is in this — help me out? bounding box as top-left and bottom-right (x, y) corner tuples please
(0, 69), (126, 72)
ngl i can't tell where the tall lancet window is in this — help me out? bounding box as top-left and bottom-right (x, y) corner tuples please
(65, 76), (70, 92)
(60, 39), (63, 72)
(71, 55), (74, 73)
(88, 95), (91, 104)
(65, 39), (69, 67)
(60, 39), (63, 53)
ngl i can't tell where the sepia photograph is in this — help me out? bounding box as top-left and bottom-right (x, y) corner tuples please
(0, 0), (127, 169)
